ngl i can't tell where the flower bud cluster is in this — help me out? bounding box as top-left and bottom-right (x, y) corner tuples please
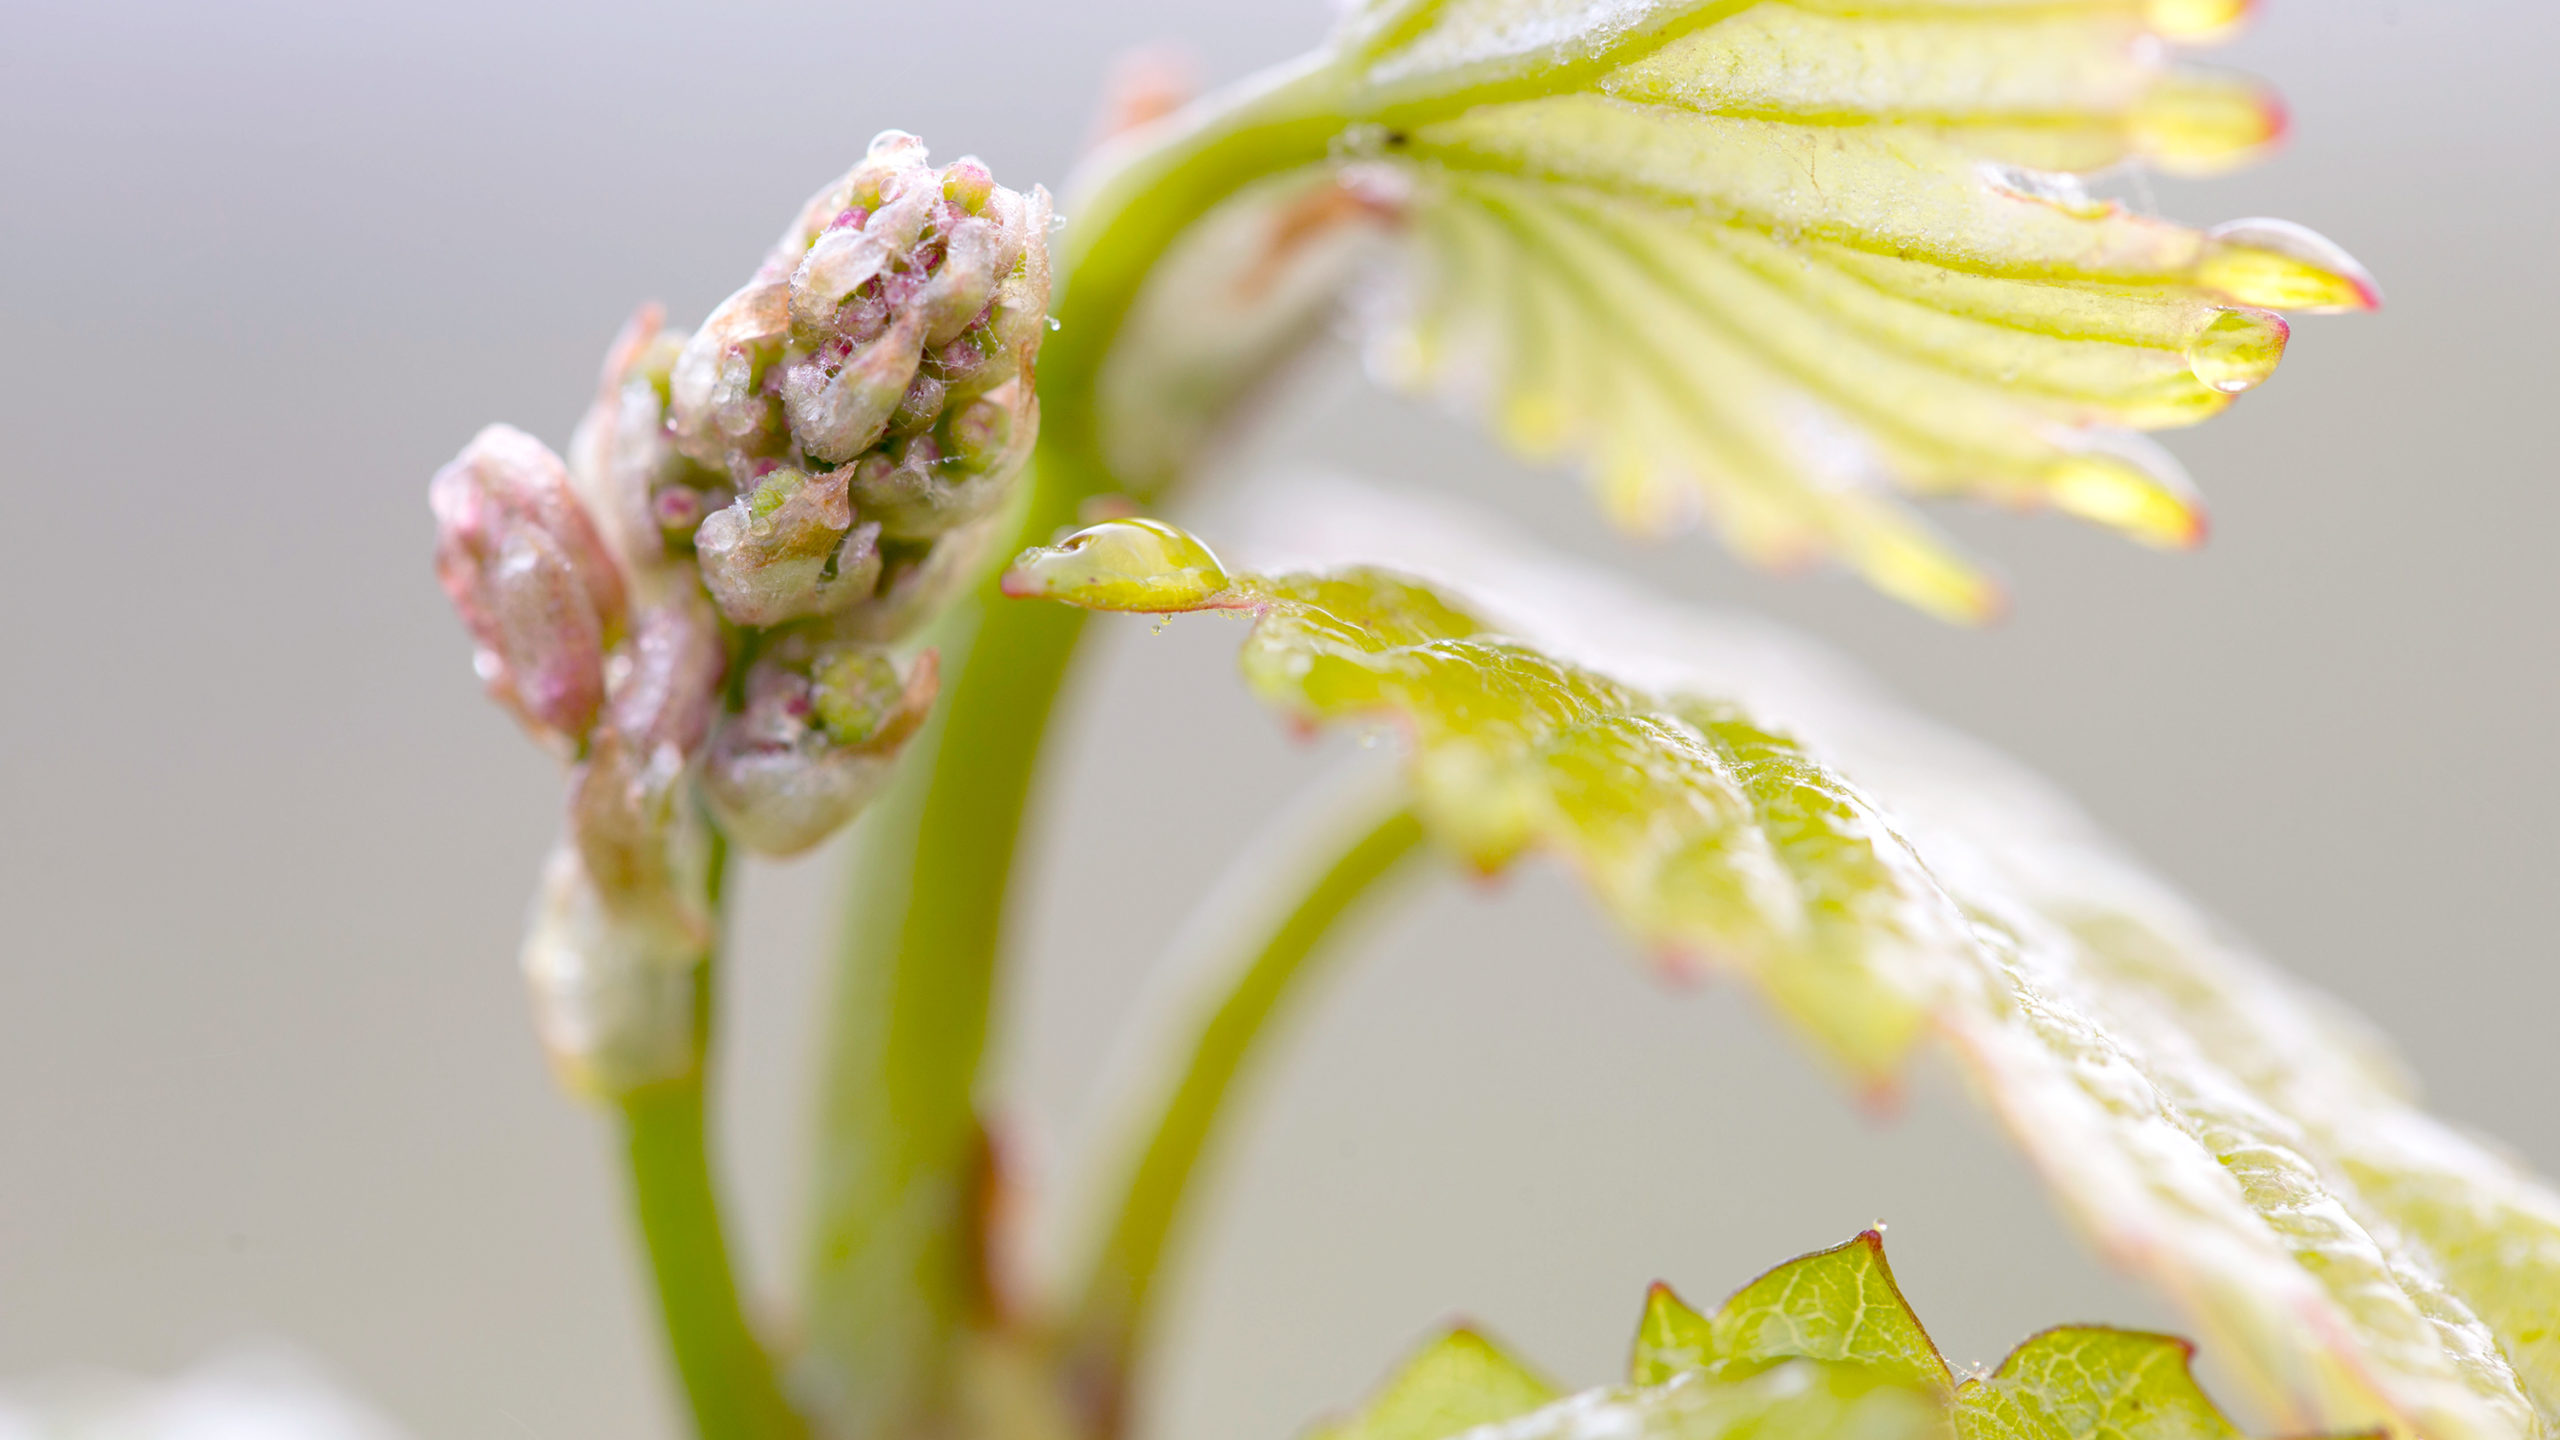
(427, 133), (1047, 1099)
(672, 130), (1051, 634)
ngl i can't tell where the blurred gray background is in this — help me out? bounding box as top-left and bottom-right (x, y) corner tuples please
(2, 1), (2553, 1435)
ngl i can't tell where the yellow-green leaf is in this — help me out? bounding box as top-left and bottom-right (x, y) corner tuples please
(1093, 0), (2372, 618)
(1007, 506), (2560, 1440)
(1633, 1233), (1947, 1393)
(1327, 1231), (2277, 1440)
(1329, 1350), (1936, 1440)
(1957, 1329), (2246, 1440)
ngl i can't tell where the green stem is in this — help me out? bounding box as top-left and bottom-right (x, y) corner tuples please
(793, 546), (1090, 1440)
(799, 56), (1357, 1440)
(621, 1075), (807, 1440)
(619, 829), (805, 1440)
(1064, 805), (1431, 1437)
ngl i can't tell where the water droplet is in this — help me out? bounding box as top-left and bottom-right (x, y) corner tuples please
(999, 517), (1234, 612)
(2185, 307), (2289, 394)
(1980, 164), (2112, 220)
(2199, 219), (2380, 313)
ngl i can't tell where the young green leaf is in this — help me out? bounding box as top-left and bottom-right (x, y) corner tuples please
(1005, 507), (2559, 1440)
(1328, 1231), (2273, 1440)
(1090, 1), (2370, 619)
(1632, 1233), (1945, 1393)
(1327, 1348), (1938, 1440)
(1958, 1328), (2248, 1440)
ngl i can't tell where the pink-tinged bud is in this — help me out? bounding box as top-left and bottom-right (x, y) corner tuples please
(825, 511), (1012, 644)
(531, 592), (728, 1100)
(693, 466), (884, 627)
(576, 595), (728, 889)
(700, 641), (939, 855)
(429, 424), (628, 746)
(790, 178), (938, 337)
(941, 157), (995, 215)
(845, 389), (1030, 541)
(602, 593), (728, 761)
(570, 305), (731, 584)
(781, 310), (930, 464)
(668, 282), (792, 472)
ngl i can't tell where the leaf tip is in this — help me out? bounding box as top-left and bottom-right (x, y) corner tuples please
(2147, 0), (2260, 44)
(2136, 69), (2290, 176)
(2049, 454), (2211, 551)
(1857, 536), (2007, 628)
(2203, 220), (2384, 313)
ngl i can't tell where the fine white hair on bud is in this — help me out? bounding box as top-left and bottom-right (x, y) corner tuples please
(429, 424), (628, 747)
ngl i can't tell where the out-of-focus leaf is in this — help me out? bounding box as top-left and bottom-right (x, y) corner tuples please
(1320, 1230), (2275, 1440)
(1006, 497), (2560, 1440)
(1325, 1350), (1936, 1440)
(1304, 1329), (1559, 1440)
(1093, 0), (2372, 618)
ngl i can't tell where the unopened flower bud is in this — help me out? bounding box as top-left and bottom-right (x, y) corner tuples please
(942, 158), (995, 214)
(602, 594), (728, 760)
(429, 424), (628, 746)
(664, 130), (1050, 642)
(693, 466), (885, 627)
(701, 640), (939, 855)
(570, 306), (731, 586)
(844, 383), (1033, 540)
(783, 313), (931, 465)
(668, 283), (792, 472)
(574, 596), (727, 900)
(824, 511), (1013, 644)
(809, 646), (916, 746)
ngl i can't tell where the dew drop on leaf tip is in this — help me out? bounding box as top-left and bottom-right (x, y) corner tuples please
(2185, 308), (2289, 395)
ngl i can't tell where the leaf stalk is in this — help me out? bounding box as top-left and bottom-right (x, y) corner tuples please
(1062, 804), (1432, 1438)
